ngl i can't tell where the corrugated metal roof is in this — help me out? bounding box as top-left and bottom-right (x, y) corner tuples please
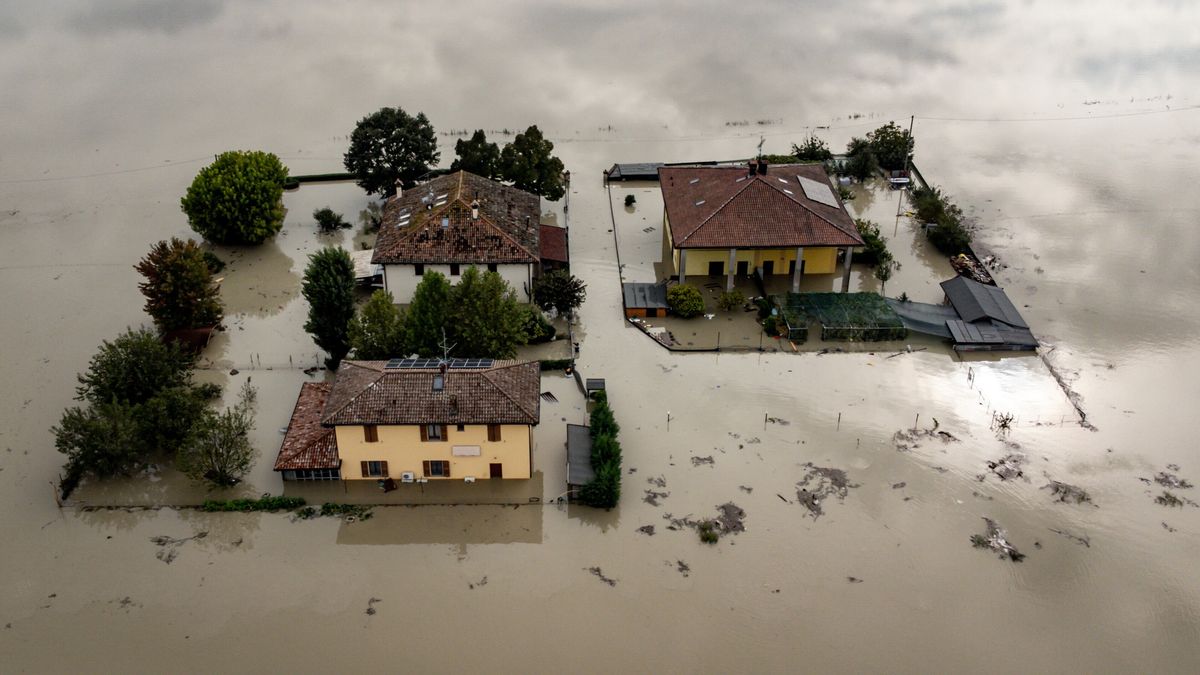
(566, 423), (595, 486)
(622, 282), (669, 309)
(940, 276), (1028, 328)
(607, 163), (665, 180)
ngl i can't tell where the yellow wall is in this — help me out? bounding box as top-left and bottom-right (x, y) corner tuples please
(335, 424), (532, 480)
(675, 247), (840, 276)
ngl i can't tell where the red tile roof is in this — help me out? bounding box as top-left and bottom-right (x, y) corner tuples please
(273, 383), (339, 471)
(321, 360), (541, 426)
(660, 163), (863, 249)
(372, 171), (540, 265)
(539, 224), (568, 263)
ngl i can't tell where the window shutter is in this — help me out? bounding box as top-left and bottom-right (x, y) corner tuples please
(420, 425), (429, 442)
(440, 425), (449, 441)
(423, 460), (431, 477)
(380, 461), (389, 477)
(360, 461), (369, 477)
(443, 461), (451, 478)
(488, 424), (501, 442)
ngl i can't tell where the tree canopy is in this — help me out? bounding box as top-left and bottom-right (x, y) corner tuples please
(301, 247), (357, 369)
(449, 267), (527, 359)
(76, 328), (195, 406)
(181, 150), (289, 245)
(178, 381), (258, 487)
(500, 125), (566, 200)
(532, 269), (586, 316)
(349, 289), (408, 359)
(343, 107), (439, 196)
(866, 121), (914, 171)
(135, 237), (223, 332)
(451, 130), (501, 180)
(792, 135), (833, 162)
(667, 284), (705, 318)
(405, 271), (454, 357)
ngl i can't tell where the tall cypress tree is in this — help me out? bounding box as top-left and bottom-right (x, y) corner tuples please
(301, 247), (356, 369)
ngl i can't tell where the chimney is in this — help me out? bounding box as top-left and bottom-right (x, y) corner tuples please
(471, 200), (480, 220)
(748, 161), (757, 177)
(757, 159), (767, 175)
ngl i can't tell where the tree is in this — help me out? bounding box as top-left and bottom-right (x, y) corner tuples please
(313, 207), (350, 233)
(343, 107), (439, 196)
(405, 271), (453, 357)
(842, 137), (879, 181)
(867, 121), (915, 171)
(532, 270), (587, 316)
(451, 130), (501, 179)
(76, 328), (194, 406)
(54, 399), (144, 492)
(854, 219), (891, 267)
(792, 135), (833, 162)
(135, 238), (223, 332)
(589, 392), (620, 439)
(302, 247), (356, 369)
(449, 267), (527, 358)
(500, 125), (566, 200)
(667, 284), (705, 318)
(717, 290), (745, 312)
(181, 150), (289, 245)
(178, 381), (258, 487)
(874, 251), (898, 295)
(349, 289), (408, 359)
(521, 305), (557, 344)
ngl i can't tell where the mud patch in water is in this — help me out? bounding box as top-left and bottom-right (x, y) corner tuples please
(149, 531), (207, 564)
(795, 464), (859, 519)
(1042, 479), (1093, 504)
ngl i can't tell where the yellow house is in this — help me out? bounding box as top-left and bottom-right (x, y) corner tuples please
(274, 359), (541, 482)
(659, 162), (864, 293)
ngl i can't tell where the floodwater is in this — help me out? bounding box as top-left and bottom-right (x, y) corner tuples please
(2, 2), (1200, 672)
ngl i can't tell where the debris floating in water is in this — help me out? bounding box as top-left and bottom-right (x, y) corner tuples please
(1043, 479), (1093, 504)
(585, 566), (617, 587)
(970, 517), (1025, 562)
(795, 463), (859, 519)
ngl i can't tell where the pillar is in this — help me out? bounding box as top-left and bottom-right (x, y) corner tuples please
(678, 249), (687, 284)
(792, 247), (804, 293)
(841, 246), (853, 293)
(726, 248), (737, 291)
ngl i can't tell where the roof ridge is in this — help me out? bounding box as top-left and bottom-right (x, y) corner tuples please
(676, 175), (758, 246)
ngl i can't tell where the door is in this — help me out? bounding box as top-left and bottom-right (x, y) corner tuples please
(707, 260), (723, 276)
(646, 308), (658, 318)
(762, 260), (775, 276)
(489, 463), (503, 479)
(736, 261), (749, 276)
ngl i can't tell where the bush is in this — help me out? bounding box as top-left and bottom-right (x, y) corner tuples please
(841, 138), (878, 181)
(754, 297), (773, 320)
(202, 251), (226, 274)
(579, 391), (622, 509)
(539, 359), (574, 371)
(201, 495), (306, 512)
(854, 219), (890, 267)
(927, 214), (972, 255)
(763, 316), (779, 336)
(667, 284), (705, 318)
(792, 135), (833, 162)
(624, 194), (636, 207)
(698, 521), (720, 544)
(717, 289), (745, 312)
(522, 306), (557, 344)
(313, 207), (350, 233)
(181, 150), (289, 245)
(911, 186), (972, 255)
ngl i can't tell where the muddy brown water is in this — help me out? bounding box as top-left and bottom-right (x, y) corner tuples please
(2, 3), (1200, 672)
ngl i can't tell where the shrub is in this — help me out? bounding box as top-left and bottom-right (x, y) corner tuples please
(201, 495), (306, 512)
(177, 381), (258, 487)
(763, 316), (779, 336)
(854, 219), (890, 267)
(313, 207), (350, 233)
(181, 150), (289, 245)
(698, 521), (720, 544)
(792, 135), (833, 162)
(667, 284), (705, 318)
(624, 194), (636, 207)
(202, 251), (226, 274)
(522, 306), (557, 344)
(717, 289), (745, 312)
(841, 138), (879, 181)
(927, 213), (972, 255)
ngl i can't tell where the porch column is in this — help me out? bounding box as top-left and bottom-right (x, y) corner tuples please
(792, 247), (804, 292)
(726, 248), (737, 291)
(841, 246), (853, 293)
(678, 249), (687, 284)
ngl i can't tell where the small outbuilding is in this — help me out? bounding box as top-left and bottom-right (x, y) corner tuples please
(940, 276), (1037, 351)
(566, 423), (595, 498)
(622, 282), (669, 318)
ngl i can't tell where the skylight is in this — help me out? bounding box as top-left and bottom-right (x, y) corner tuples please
(694, 200), (706, 206)
(689, 178), (700, 184)
(777, 177), (789, 184)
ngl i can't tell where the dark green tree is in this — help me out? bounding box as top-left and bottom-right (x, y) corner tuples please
(135, 237), (224, 332)
(666, 284), (705, 318)
(178, 381), (258, 487)
(841, 137), (880, 181)
(521, 305), (557, 344)
(302, 247), (357, 369)
(405, 271), (453, 357)
(76, 329), (194, 406)
(180, 150), (289, 245)
(854, 219), (891, 267)
(349, 289), (408, 359)
(136, 384), (216, 454)
(532, 269), (587, 317)
(451, 130), (501, 179)
(449, 267), (527, 358)
(343, 107), (440, 196)
(500, 125), (566, 200)
(866, 121), (914, 171)
(792, 134), (833, 162)
(54, 399), (144, 492)
(313, 207), (350, 233)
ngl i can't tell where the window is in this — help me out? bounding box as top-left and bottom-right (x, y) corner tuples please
(290, 468), (340, 480)
(363, 425), (378, 443)
(432, 375), (444, 391)
(423, 460), (450, 477)
(361, 460), (388, 478)
(487, 424), (502, 442)
(456, 423), (465, 432)
(487, 263), (498, 273)
(414, 264), (424, 276)
(450, 263), (460, 276)
(422, 424), (446, 441)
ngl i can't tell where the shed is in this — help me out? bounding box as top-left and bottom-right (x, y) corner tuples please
(940, 276), (1027, 328)
(605, 163), (665, 182)
(585, 378), (606, 393)
(566, 423), (595, 496)
(622, 282), (669, 318)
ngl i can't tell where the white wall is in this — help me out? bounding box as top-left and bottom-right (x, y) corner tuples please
(383, 263), (533, 304)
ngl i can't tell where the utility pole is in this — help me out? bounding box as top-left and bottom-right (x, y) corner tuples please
(895, 114), (916, 235)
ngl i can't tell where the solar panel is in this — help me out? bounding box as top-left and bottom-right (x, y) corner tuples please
(383, 357), (495, 370)
(797, 176), (840, 208)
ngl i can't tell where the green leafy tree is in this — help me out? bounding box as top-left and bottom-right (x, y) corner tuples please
(873, 251), (898, 295)
(854, 219), (891, 267)
(181, 150), (289, 245)
(842, 137), (879, 181)
(451, 130), (501, 179)
(313, 207), (350, 233)
(405, 271), (453, 357)
(302, 247), (357, 369)
(589, 393), (620, 439)
(135, 237), (224, 332)
(867, 121), (915, 171)
(54, 400), (144, 492)
(532, 269), (587, 316)
(521, 305), (557, 344)
(717, 289), (745, 312)
(667, 284), (705, 318)
(500, 125), (566, 200)
(449, 267), (527, 358)
(76, 328), (194, 406)
(792, 135), (833, 162)
(343, 107), (440, 196)
(136, 384), (216, 454)
(349, 289), (408, 359)
(178, 381), (258, 487)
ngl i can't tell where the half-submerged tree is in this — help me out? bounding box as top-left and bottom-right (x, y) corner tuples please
(348, 289), (408, 359)
(178, 381), (258, 487)
(532, 269), (587, 317)
(135, 237), (223, 332)
(792, 134), (833, 162)
(451, 129), (502, 180)
(500, 125), (566, 201)
(344, 107), (439, 196)
(302, 247), (356, 369)
(181, 150), (289, 245)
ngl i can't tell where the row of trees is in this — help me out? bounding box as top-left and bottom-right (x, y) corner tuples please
(841, 122), (915, 181)
(578, 391), (621, 508)
(53, 330), (257, 497)
(910, 186), (973, 255)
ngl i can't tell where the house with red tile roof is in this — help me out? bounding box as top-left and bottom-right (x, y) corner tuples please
(371, 170), (542, 303)
(275, 359), (541, 482)
(659, 161), (864, 292)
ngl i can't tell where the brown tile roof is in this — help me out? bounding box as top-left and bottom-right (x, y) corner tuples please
(539, 224), (568, 263)
(660, 163), (864, 249)
(321, 360), (541, 426)
(372, 171), (540, 265)
(273, 383), (340, 471)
